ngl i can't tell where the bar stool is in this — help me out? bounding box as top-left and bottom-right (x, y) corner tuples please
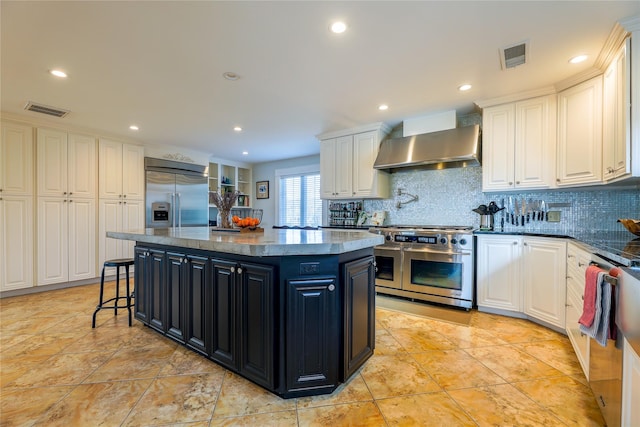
(92, 258), (135, 328)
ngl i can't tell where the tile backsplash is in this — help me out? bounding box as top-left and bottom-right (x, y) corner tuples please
(364, 167), (639, 233)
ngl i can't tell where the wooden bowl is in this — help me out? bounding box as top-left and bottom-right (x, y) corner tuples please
(618, 219), (640, 237)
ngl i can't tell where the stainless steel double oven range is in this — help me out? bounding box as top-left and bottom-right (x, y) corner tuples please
(370, 225), (474, 309)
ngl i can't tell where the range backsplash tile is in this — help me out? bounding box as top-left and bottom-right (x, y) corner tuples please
(364, 167), (639, 233)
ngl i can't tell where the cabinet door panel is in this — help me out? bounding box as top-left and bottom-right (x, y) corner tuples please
(68, 134), (97, 198)
(98, 139), (123, 199)
(0, 196), (34, 290)
(1, 122), (34, 195)
(515, 97), (554, 188)
(37, 128), (68, 197)
(482, 105), (515, 190)
(134, 247), (149, 323)
(122, 144), (145, 200)
(334, 136), (353, 198)
(149, 250), (167, 332)
(287, 277), (337, 391)
(343, 256), (375, 380)
(166, 252), (186, 343)
(319, 139), (336, 198)
(68, 198), (95, 281)
(98, 199), (123, 270)
(186, 255), (209, 355)
(210, 259), (237, 369)
(121, 200), (144, 259)
(476, 236), (522, 311)
(239, 263), (274, 388)
(37, 197), (68, 285)
(352, 131), (377, 196)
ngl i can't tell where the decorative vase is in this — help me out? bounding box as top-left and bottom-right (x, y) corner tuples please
(217, 210), (232, 228)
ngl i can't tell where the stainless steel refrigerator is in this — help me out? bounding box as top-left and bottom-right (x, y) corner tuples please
(145, 158), (208, 228)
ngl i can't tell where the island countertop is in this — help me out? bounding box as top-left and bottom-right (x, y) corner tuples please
(107, 227), (385, 257)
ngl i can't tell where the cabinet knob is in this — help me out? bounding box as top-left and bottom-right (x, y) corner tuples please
(123, 195), (127, 198)
(183, 258), (188, 264)
(328, 284), (335, 291)
(515, 181), (520, 185)
(230, 266), (235, 273)
(556, 179), (561, 183)
(513, 241), (518, 245)
(523, 242), (527, 246)
(69, 199), (72, 203)
(578, 262), (585, 267)
(509, 182), (513, 185)
(69, 192), (72, 195)
(63, 192), (67, 195)
(237, 267), (243, 274)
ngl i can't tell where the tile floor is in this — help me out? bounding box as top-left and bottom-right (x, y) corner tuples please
(0, 282), (606, 426)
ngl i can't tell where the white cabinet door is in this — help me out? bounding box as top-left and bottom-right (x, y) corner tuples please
(353, 130), (389, 198)
(68, 133), (97, 198)
(603, 40), (630, 180)
(557, 76), (603, 186)
(37, 128), (68, 197)
(334, 135), (353, 198)
(121, 199), (144, 259)
(482, 104), (515, 191)
(37, 197), (69, 286)
(122, 143), (145, 200)
(1, 122), (34, 195)
(68, 198), (95, 281)
(476, 235), (522, 312)
(98, 139), (123, 199)
(622, 337), (640, 427)
(522, 237), (567, 328)
(98, 199), (123, 268)
(320, 138), (337, 198)
(515, 96), (555, 189)
(0, 195), (34, 291)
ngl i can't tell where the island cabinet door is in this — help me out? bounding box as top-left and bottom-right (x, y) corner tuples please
(184, 255), (209, 355)
(166, 252), (187, 344)
(237, 262), (275, 389)
(133, 247), (150, 323)
(342, 256), (375, 380)
(148, 249), (168, 333)
(286, 277), (339, 393)
(209, 258), (238, 370)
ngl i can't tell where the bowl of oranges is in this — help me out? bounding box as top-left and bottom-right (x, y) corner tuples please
(231, 209), (263, 231)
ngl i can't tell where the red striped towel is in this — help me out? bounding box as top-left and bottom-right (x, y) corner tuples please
(578, 265), (606, 327)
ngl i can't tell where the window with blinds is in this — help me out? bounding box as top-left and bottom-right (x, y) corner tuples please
(278, 173), (322, 227)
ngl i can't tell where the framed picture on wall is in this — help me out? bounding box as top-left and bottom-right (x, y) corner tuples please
(256, 181), (269, 199)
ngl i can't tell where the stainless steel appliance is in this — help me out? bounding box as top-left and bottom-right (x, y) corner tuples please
(145, 158), (208, 228)
(370, 226), (474, 309)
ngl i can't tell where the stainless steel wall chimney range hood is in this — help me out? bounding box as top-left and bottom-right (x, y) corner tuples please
(373, 124), (481, 172)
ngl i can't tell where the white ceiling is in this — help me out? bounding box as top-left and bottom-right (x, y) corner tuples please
(2, 1), (639, 164)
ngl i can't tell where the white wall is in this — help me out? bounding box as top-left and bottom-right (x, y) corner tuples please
(251, 154), (320, 228)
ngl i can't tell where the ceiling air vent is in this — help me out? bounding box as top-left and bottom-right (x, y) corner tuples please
(24, 101), (70, 118)
(500, 41), (528, 70)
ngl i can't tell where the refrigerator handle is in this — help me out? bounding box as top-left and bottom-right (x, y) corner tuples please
(176, 193), (181, 227)
(170, 193), (175, 228)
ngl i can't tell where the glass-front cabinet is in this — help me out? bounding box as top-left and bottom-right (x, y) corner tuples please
(208, 159), (252, 222)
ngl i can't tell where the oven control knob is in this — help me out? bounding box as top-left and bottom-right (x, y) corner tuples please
(450, 238), (458, 245)
(386, 235), (392, 241)
(459, 238), (467, 246)
(439, 237), (447, 245)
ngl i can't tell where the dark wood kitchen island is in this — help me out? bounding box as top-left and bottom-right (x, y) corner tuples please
(106, 227), (384, 398)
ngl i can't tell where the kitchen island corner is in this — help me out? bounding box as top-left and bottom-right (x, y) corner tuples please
(106, 227), (384, 398)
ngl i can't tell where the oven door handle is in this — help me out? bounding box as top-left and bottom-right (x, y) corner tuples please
(403, 248), (472, 256)
(375, 246), (401, 252)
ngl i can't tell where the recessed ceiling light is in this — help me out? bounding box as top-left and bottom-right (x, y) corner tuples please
(223, 72), (240, 81)
(458, 84), (472, 91)
(330, 21), (347, 34)
(233, 126), (242, 132)
(50, 69), (67, 78)
(129, 125), (139, 131)
(378, 104), (389, 111)
(242, 151), (249, 156)
(569, 54), (588, 64)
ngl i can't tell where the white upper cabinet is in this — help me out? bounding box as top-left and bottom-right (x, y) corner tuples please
(603, 39), (631, 181)
(1, 121), (34, 195)
(557, 76), (603, 186)
(318, 123), (390, 200)
(99, 139), (144, 200)
(37, 128), (96, 198)
(482, 95), (556, 192)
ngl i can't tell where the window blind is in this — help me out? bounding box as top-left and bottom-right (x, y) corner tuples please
(278, 173), (322, 227)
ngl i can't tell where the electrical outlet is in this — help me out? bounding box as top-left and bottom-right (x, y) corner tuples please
(547, 211), (561, 222)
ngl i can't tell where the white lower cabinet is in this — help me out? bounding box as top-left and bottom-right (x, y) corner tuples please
(98, 199), (144, 273)
(476, 235), (566, 328)
(565, 242), (592, 378)
(522, 237), (567, 328)
(0, 195), (34, 291)
(37, 197), (95, 285)
(476, 235), (522, 312)
(622, 337), (640, 426)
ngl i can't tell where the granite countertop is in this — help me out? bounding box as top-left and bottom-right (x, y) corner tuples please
(107, 227), (385, 257)
(474, 229), (640, 270)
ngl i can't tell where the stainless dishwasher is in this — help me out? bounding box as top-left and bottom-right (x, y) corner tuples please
(588, 255), (622, 427)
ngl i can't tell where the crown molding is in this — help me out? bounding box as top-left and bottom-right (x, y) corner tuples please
(475, 86), (557, 109)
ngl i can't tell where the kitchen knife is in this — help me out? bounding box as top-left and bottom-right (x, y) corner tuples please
(509, 197), (514, 225)
(514, 199), (519, 226)
(541, 200), (546, 221)
(521, 198), (526, 226)
(526, 198), (532, 223)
